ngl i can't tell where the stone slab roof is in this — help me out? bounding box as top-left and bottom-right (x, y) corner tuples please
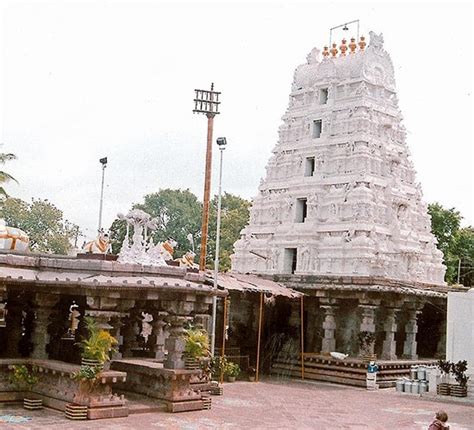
(0, 252), (225, 296)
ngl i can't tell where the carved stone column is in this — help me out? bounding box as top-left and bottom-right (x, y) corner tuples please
(164, 315), (188, 369)
(5, 304), (23, 357)
(358, 304), (377, 356)
(151, 311), (168, 361)
(320, 301), (338, 354)
(381, 308), (399, 360)
(109, 315), (126, 360)
(30, 293), (57, 359)
(403, 308), (422, 360)
(121, 311), (140, 358)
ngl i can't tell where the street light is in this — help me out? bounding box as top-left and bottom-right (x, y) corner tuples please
(211, 137), (227, 356)
(98, 157), (108, 232)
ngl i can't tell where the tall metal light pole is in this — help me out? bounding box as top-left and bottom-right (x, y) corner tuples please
(193, 83), (221, 270)
(211, 137), (227, 356)
(98, 157), (107, 232)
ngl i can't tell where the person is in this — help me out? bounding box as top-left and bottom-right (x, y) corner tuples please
(366, 360), (379, 390)
(428, 410), (449, 430)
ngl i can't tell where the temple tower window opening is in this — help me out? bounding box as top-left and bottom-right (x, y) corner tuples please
(312, 119), (322, 138)
(283, 248), (297, 274)
(304, 157), (315, 176)
(295, 198), (308, 222)
(319, 88), (328, 104)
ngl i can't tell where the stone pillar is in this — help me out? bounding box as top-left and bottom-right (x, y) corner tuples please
(358, 304), (377, 356)
(109, 315), (126, 360)
(164, 315), (188, 369)
(381, 308), (399, 360)
(403, 308), (421, 360)
(5, 304), (23, 357)
(194, 314), (211, 332)
(30, 293), (57, 359)
(151, 311), (168, 361)
(320, 302), (338, 354)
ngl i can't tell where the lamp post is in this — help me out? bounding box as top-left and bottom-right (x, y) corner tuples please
(211, 137), (227, 356)
(193, 83), (221, 270)
(98, 157), (108, 232)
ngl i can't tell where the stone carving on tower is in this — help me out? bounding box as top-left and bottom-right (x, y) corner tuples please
(232, 32), (446, 286)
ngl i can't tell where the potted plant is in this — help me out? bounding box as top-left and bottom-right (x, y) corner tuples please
(225, 362), (241, 382)
(78, 316), (118, 369)
(183, 327), (210, 370)
(436, 359), (452, 395)
(210, 356), (228, 379)
(357, 331), (376, 362)
(450, 360), (469, 397)
(9, 364), (42, 410)
(247, 366), (256, 382)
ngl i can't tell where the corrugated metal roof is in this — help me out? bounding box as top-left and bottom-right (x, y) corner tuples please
(210, 273), (303, 299)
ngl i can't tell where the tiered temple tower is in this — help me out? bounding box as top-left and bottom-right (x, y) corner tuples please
(232, 32), (445, 286)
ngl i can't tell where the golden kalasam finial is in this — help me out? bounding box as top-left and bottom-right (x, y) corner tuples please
(339, 39), (347, 56)
(330, 43), (338, 58)
(349, 37), (357, 54)
(322, 46), (330, 57)
(358, 36), (366, 51)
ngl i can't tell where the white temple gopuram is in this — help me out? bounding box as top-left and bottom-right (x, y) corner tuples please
(232, 31), (446, 286)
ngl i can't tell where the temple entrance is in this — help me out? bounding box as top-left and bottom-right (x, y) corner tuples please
(417, 302), (445, 358)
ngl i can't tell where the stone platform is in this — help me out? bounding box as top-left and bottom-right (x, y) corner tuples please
(0, 358), (128, 419)
(110, 359), (208, 413)
(271, 354), (436, 388)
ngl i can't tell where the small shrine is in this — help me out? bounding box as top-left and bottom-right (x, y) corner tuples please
(0, 210), (225, 418)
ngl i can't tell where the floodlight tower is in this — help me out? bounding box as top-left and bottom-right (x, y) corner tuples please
(193, 83), (221, 270)
(98, 157), (108, 232)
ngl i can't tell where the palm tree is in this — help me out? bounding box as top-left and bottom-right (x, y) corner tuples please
(0, 153), (18, 198)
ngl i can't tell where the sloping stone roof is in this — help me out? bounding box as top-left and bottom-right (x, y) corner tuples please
(0, 252), (225, 296)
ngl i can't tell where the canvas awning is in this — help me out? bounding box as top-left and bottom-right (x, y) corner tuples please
(210, 272), (303, 299)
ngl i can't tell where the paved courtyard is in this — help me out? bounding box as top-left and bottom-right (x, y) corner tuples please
(1, 379), (474, 429)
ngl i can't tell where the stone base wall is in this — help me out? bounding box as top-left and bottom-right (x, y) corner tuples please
(0, 359), (128, 420)
(271, 354), (437, 388)
(111, 359), (207, 413)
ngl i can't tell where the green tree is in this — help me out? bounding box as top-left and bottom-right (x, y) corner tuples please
(428, 203), (461, 257)
(109, 189), (251, 271)
(109, 189), (202, 256)
(450, 227), (474, 287)
(0, 198), (79, 254)
(207, 193), (250, 271)
(0, 153), (18, 198)
(428, 202), (474, 286)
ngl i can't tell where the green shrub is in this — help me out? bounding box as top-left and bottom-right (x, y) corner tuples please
(9, 365), (38, 391)
(183, 327), (210, 359)
(78, 316), (118, 363)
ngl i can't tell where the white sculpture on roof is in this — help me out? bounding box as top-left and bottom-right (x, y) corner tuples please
(231, 31), (446, 286)
(0, 219), (29, 252)
(117, 209), (167, 266)
(82, 230), (111, 254)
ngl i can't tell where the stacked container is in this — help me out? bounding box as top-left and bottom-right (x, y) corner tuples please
(396, 365), (429, 394)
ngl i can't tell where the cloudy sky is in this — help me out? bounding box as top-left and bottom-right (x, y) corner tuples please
(1, 0), (472, 241)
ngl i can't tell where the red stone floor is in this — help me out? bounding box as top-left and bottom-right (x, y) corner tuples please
(1, 378), (474, 429)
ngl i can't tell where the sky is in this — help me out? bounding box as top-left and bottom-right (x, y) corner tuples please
(0, 0), (473, 241)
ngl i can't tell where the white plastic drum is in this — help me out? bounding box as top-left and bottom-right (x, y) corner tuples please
(396, 379), (404, 392)
(417, 366), (426, 381)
